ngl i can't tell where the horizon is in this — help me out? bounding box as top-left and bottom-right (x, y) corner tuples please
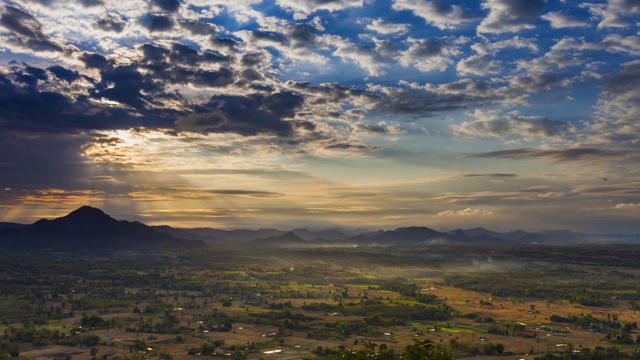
(5, 205), (640, 236)
(2, 1), (640, 233)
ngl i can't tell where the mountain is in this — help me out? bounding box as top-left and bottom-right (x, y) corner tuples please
(0, 206), (206, 251)
(0, 222), (24, 229)
(151, 225), (227, 244)
(349, 226), (446, 244)
(291, 228), (349, 241)
(448, 227), (504, 238)
(179, 227), (285, 242)
(250, 231), (308, 247)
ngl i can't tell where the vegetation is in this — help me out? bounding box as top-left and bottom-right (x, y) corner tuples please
(2, 244), (640, 358)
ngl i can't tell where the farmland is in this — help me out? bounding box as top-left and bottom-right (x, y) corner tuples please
(2, 244), (640, 359)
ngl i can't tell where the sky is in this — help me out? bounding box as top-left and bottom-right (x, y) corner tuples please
(1, 0), (640, 232)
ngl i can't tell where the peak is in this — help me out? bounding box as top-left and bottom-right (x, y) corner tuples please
(59, 206), (115, 223)
(67, 206), (108, 217)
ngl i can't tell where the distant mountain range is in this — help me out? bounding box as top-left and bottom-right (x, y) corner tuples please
(1, 206), (639, 252)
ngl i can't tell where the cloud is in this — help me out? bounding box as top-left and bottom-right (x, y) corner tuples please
(354, 121), (406, 134)
(452, 109), (571, 141)
(85, 176), (118, 182)
(551, 35), (640, 56)
(473, 147), (639, 163)
(477, 0), (547, 34)
(460, 173), (518, 178)
(366, 18), (409, 35)
(399, 37), (461, 72)
(276, 0), (364, 19)
(435, 208), (492, 217)
(151, 0), (181, 13)
(458, 36), (539, 75)
(456, 54), (502, 76)
(96, 13), (127, 32)
(584, 60), (640, 145)
(541, 11), (588, 28)
(331, 37), (398, 76)
(0, 5), (66, 52)
(47, 65), (81, 83)
(582, 0), (640, 28)
(138, 13), (175, 32)
(392, 0), (480, 30)
(613, 203), (640, 209)
(174, 91), (305, 137)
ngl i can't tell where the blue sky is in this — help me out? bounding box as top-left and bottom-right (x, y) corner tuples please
(1, 0), (640, 232)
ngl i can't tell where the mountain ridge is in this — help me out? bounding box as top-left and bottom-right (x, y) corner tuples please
(2, 206), (639, 249)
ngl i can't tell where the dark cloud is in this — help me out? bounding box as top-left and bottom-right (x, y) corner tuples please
(239, 68), (263, 81)
(169, 43), (229, 65)
(174, 92), (304, 136)
(406, 39), (443, 57)
(180, 19), (217, 36)
(242, 51), (267, 66)
(210, 36), (240, 49)
(86, 176), (117, 182)
(0, 6), (64, 52)
(181, 68), (234, 87)
(460, 173), (518, 177)
(287, 81), (377, 103)
(0, 64), (175, 133)
(151, 0), (180, 13)
(287, 24), (318, 48)
(47, 65), (80, 83)
(473, 147), (639, 162)
(140, 43), (170, 63)
(80, 0), (104, 7)
(138, 13), (174, 32)
(251, 30), (288, 44)
(96, 13), (127, 32)
(354, 123), (387, 133)
(204, 189), (282, 197)
(79, 52), (111, 69)
(605, 60), (640, 100)
(137, 43), (233, 86)
(93, 65), (162, 109)
(325, 143), (380, 150)
(377, 90), (462, 115)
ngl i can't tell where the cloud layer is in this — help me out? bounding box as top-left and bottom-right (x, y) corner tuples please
(1, 0), (640, 232)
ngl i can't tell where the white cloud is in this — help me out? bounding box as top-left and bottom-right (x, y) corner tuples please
(477, 0), (547, 34)
(392, 0), (479, 30)
(541, 11), (589, 28)
(582, 0), (640, 28)
(276, 0), (364, 20)
(399, 37), (461, 72)
(614, 203), (640, 209)
(456, 54), (503, 75)
(584, 60), (640, 145)
(435, 208), (492, 217)
(366, 18), (409, 35)
(331, 37), (398, 76)
(552, 35), (640, 56)
(451, 109), (571, 142)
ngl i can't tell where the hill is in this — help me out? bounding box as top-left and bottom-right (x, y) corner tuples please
(0, 206), (206, 252)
